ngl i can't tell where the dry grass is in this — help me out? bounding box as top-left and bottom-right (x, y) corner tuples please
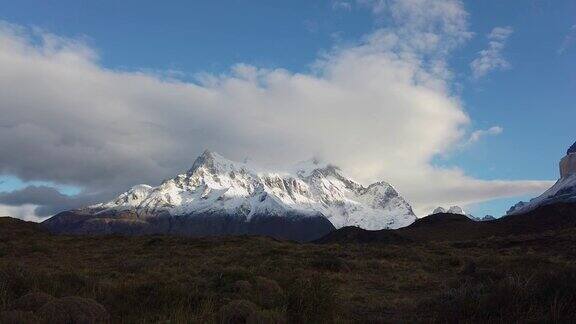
(1, 217), (576, 323)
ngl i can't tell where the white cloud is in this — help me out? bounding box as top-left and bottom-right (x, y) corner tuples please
(467, 126), (503, 145)
(558, 24), (576, 55)
(0, 2), (552, 221)
(470, 26), (514, 79)
(332, 1), (352, 11)
(0, 204), (43, 222)
(359, 0), (472, 55)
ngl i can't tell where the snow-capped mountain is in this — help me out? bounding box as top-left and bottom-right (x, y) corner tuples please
(508, 141), (576, 215)
(43, 150), (416, 241)
(430, 206), (495, 221)
(432, 206), (467, 215)
(95, 150), (415, 229)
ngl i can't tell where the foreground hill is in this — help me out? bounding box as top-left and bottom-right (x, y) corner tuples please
(43, 150), (415, 242)
(318, 202), (576, 244)
(2, 211), (576, 323)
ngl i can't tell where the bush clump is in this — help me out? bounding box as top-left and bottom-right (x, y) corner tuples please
(217, 299), (259, 324)
(37, 296), (110, 324)
(287, 275), (336, 323)
(311, 256), (350, 273)
(12, 292), (54, 312)
(254, 277), (284, 308)
(0, 310), (40, 324)
(232, 280), (253, 297)
(424, 266), (576, 323)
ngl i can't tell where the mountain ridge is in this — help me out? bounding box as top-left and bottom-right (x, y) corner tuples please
(318, 202), (576, 244)
(43, 150), (416, 241)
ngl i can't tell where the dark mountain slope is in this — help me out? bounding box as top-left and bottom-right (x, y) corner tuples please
(0, 217), (47, 240)
(318, 202), (576, 244)
(42, 210), (335, 243)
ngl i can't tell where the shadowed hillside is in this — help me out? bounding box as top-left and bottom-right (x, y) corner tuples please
(319, 202), (576, 244)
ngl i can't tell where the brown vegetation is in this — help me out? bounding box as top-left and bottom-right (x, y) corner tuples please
(1, 215), (576, 323)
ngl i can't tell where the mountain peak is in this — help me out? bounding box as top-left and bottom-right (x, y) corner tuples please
(448, 206), (465, 215)
(568, 141), (576, 155)
(508, 142), (576, 215)
(292, 157), (333, 177)
(87, 150), (416, 231)
(188, 150), (242, 174)
(432, 205), (466, 215)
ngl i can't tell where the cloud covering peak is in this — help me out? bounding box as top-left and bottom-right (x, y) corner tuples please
(0, 1), (552, 219)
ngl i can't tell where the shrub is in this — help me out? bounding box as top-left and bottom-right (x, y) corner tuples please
(423, 266), (576, 323)
(287, 275), (336, 323)
(12, 292), (54, 312)
(0, 310), (40, 324)
(459, 259), (476, 275)
(37, 296), (110, 324)
(310, 256), (350, 273)
(0, 264), (34, 301)
(248, 308), (287, 324)
(217, 299), (259, 324)
(212, 267), (253, 292)
(254, 277), (284, 308)
(232, 280), (253, 297)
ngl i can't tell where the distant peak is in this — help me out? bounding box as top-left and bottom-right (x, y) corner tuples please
(369, 180), (392, 188)
(432, 205), (466, 216)
(432, 207), (447, 214)
(448, 206), (465, 215)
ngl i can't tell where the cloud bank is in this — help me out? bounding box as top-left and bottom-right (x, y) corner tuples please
(0, 1), (552, 219)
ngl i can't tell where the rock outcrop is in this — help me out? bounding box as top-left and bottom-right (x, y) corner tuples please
(508, 141), (576, 215)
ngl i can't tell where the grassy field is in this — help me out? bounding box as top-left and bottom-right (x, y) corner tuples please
(1, 217), (576, 323)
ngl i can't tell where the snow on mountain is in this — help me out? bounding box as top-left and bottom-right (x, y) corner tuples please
(508, 141), (576, 215)
(432, 206), (467, 216)
(432, 207), (447, 214)
(91, 150), (417, 230)
(430, 205), (487, 221)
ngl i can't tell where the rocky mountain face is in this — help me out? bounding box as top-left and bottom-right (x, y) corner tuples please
(43, 151), (416, 241)
(568, 142), (576, 155)
(508, 141), (576, 215)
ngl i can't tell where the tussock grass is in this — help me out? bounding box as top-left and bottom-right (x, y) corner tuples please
(1, 217), (576, 322)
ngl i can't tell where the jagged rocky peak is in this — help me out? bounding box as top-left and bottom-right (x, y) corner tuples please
(46, 150), (417, 240)
(448, 206), (465, 215)
(432, 207), (447, 214)
(188, 149), (244, 174)
(431, 205), (484, 221)
(508, 140), (576, 215)
(432, 206), (465, 215)
(561, 141), (576, 178)
(567, 141), (576, 155)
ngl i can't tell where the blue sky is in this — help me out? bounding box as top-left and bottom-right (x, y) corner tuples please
(0, 0), (574, 219)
